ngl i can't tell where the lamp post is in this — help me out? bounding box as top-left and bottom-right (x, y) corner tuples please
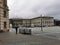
(41, 16), (43, 32)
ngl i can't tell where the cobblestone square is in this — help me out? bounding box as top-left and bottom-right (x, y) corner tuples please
(0, 32), (60, 45)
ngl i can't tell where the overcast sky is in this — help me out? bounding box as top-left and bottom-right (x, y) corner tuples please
(7, 0), (60, 19)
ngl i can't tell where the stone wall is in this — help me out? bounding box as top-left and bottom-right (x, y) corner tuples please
(0, 0), (9, 31)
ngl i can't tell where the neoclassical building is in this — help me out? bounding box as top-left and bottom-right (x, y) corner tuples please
(10, 16), (54, 27)
(31, 16), (54, 27)
(0, 0), (9, 31)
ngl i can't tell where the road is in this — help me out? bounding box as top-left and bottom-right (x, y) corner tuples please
(0, 32), (60, 45)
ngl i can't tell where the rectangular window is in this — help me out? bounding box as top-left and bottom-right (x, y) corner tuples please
(4, 22), (7, 28)
(4, 11), (6, 17)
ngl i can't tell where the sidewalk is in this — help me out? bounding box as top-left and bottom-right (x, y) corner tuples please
(0, 32), (60, 45)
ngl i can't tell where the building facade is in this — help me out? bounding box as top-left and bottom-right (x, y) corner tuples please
(31, 16), (54, 27)
(10, 16), (54, 27)
(10, 19), (31, 27)
(0, 0), (9, 31)
(54, 19), (60, 26)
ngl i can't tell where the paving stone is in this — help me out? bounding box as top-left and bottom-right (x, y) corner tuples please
(0, 32), (60, 45)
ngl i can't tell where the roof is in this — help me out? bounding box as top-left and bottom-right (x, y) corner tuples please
(9, 16), (54, 20)
(31, 16), (54, 20)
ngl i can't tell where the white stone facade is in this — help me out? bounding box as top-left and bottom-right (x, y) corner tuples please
(0, 0), (9, 31)
(31, 16), (54, 27)
(10, 16), (54, 27)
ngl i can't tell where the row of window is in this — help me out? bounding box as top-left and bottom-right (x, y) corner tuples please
(33, 21), (53, 24)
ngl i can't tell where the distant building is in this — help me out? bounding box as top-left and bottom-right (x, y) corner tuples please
(31, 16), (54, 27)
(10, 18), (31, 27)
(54, 19), (60, 26)
(0, 0), (9, 31)
(10, 16), (54, 27)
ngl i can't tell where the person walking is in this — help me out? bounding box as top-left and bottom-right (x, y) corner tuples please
(15, 24), (19, 34)
(16, 27), (18, 34)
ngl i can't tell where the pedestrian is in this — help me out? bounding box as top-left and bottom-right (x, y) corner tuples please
(15, 27), (18, 34)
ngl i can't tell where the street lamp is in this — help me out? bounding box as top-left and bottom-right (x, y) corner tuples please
(41, 15), (43, 32)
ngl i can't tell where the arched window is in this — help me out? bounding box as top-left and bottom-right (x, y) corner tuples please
(4, 22), (7, 28)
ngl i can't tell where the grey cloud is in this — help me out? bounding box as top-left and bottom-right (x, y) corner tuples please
(8, 0), (60, 19)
